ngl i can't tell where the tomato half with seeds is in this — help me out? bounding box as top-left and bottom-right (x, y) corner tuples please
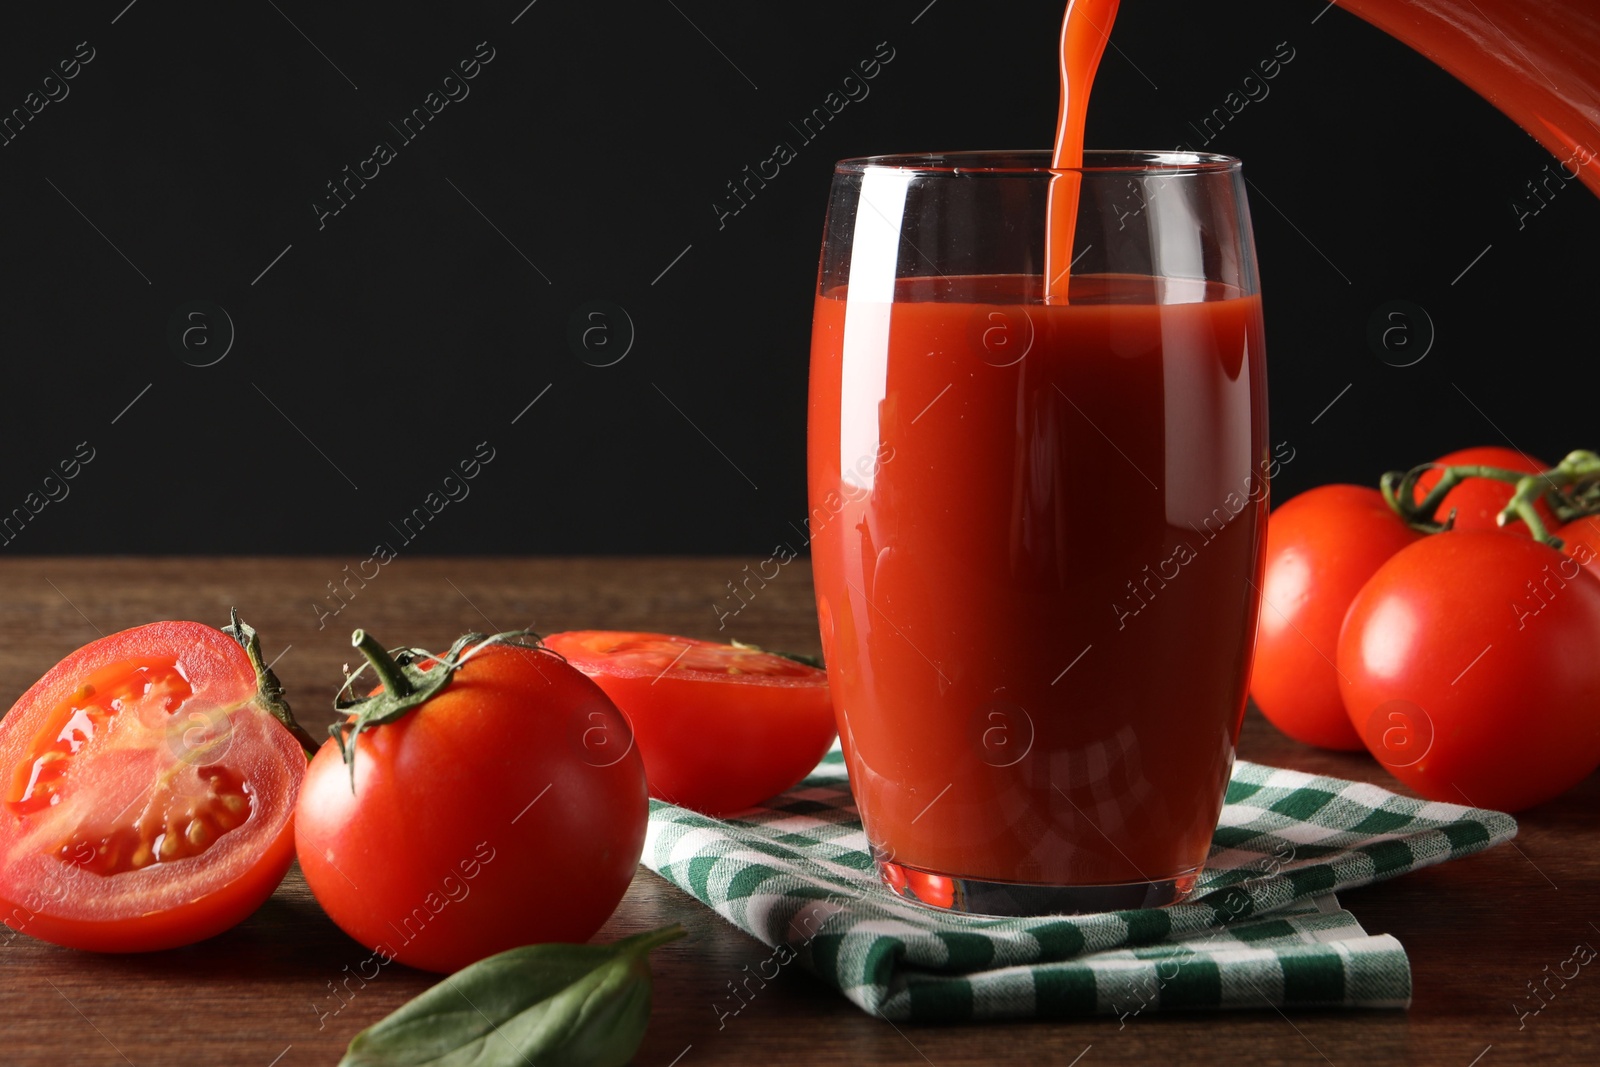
(542, 631), (835, 817)
(0, 619), (311, 952)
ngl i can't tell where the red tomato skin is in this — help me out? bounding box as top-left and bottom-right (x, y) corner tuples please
(1337, 531), (1600, 812)
(1413, 446), (1550, 534)
(295, 645), (648, 974)
(0, 621), (305, 953)
(1554, 516), (1600, 581)
(542, 632), (836, 817)
(6, 822), (298, 954)
(1250, 486), (1423, 750)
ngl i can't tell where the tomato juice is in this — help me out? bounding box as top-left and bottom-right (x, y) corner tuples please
(808, 273), (1268, 891)
(807, 0), (1267, 910)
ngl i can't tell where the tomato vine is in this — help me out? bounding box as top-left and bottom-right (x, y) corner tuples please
(1379, 449), (1600, 547)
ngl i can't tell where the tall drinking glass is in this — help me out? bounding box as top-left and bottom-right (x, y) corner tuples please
(807, 150), (1269, 915)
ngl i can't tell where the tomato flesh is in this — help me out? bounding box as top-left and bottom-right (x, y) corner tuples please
(0, 622), (305, 952)
(6, 657), (255, 876)
(9, 660), (191, 816)
(543, 631), (836, 817)
(566, 634), (820, 678)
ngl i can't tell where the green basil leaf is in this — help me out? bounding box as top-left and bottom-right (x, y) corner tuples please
(339, 925), (684, 1067)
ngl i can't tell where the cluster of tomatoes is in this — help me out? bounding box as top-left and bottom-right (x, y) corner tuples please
(1252, 446), (1600, 813)
(0, 624), (835, 968)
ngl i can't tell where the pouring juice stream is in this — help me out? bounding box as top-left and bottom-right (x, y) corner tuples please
(1045, 0), (1121, 302)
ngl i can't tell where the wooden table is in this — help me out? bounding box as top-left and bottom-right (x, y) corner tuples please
(0, 558), (1593, 1066)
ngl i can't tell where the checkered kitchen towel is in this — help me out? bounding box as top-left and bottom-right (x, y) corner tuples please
(643, 749), (1517, 1022)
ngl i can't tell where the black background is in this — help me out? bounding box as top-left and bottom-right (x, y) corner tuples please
(1, 0), (1593, 556)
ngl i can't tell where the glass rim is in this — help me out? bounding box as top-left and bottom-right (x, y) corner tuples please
(833, 149), (1242, 175)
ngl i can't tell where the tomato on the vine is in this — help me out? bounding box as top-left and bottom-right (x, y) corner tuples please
(1250, 485), (1423, 749)
(295, 630), (648, 974)
(0, 618), (313, 952)
(1337, 530), (1600, 812)
(542, 631), (835, 817)
(1413, 446), (1551, 534)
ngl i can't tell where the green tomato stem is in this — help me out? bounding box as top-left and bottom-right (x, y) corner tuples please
(224, 609), (319, 756)
(1409, 464), (1526, 527)
(351, 629), (415, 699)
(1380, 449), (1600, 549)
(332, 628), (544, 792)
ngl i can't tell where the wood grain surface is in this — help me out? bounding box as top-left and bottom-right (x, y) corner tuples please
(0, 557), (1593, 1066)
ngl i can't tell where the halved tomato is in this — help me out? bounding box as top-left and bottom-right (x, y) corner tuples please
(542, 631), (834, 817)
(0, 618), (312, 952)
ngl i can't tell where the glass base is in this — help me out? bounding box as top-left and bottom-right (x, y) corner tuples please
(877, 853), (1198, 916)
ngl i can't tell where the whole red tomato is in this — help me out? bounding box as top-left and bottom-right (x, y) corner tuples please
(542, 631), (834, 816)
(1337, 531), (1600, 812)
(1250, 485), (1423, 749)
(1413, 446), (1551, 534)
(0, 618), (310, 952)
(295, 631), (648, 973)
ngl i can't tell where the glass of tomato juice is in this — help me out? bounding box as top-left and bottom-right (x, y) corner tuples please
(807, 151), (1269, 914)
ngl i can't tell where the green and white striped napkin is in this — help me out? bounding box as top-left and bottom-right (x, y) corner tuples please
(642, 748), (1516, 1022)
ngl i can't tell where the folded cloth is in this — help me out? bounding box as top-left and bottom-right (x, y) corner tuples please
(642, 749), (1517, 1022)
